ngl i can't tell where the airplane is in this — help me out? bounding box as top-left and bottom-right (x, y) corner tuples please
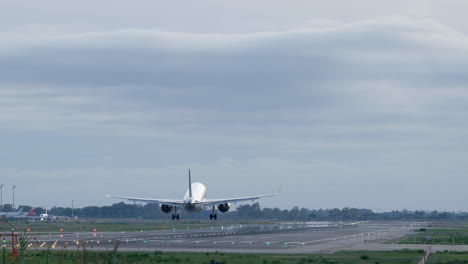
(0, 208), (35, 219)
(12, 208), (36, 219)
(36, 209), (70, 222)
(39, 209), (49, 221)
(107, 169), (278, 220)
(0, 207), (24, 218)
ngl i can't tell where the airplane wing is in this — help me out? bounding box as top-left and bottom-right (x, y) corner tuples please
(200, 185), (280, 206)
(199, 193), (278, 207)
(106, 194), (186, 207)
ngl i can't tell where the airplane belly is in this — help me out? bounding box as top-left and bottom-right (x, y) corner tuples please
(183, 203), (203, 213)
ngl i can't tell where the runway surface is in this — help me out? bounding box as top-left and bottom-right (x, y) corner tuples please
(19, 221), (441, 253)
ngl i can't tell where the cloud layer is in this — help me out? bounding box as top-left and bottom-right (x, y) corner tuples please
(1, 17), (467, 211)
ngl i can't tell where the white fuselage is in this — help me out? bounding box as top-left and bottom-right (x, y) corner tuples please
(40, 213), (49, 221)
(0, 212), (21, 217)
(182, 182), (206, 212)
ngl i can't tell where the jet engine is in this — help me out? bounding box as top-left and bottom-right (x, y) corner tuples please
(160, 204), (173, 214)
(217, 203), (231, 213)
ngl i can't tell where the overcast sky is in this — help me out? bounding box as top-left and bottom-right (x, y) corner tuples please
(1, 1), (467, 212)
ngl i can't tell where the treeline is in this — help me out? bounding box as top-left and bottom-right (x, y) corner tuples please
(6, 203), (468, 221)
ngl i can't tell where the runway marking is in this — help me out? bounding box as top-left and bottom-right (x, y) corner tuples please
(191, 240), (210, 243)
(238, 241), (258, 244)
(167, 240), (187, 243)
(301, 227), (412, 244)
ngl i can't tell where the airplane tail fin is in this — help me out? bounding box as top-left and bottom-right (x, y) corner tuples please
(188, 169), (193, 199)
(26, 208), (35, 216)
(17, 207), (24, 213)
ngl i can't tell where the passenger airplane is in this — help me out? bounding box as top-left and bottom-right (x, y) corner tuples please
(108, 170), (278, 220)
(39, 209), (49, 221)
(0, 208), (35, 219)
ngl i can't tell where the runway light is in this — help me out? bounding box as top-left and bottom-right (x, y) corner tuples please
(284, 242), (288, 245)
(266, 242), (270, 245)
(231, 242), (235, 244)
(302, 243), (306, 245)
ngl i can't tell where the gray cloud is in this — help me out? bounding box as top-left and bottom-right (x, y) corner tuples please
(1, 17), (468, 210)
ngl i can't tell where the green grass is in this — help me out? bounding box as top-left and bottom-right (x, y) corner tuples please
(427, 251), (468, 264)
(388, 227), (468, 245)
(1, 249), (425, 264)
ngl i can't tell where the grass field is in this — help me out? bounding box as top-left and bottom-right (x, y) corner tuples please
(428, 251), (468, 264)
(1, 249), (425, 264)
(388, 222), (468, 245)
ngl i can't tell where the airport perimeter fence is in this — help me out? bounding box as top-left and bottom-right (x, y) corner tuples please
(418, 246), (431, 264)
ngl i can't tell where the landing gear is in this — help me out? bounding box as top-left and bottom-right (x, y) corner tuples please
(209, 206), (217, 220)
(171, 207), (180, 220)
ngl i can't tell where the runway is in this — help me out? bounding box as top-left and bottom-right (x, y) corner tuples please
(22, 221), (431, 253)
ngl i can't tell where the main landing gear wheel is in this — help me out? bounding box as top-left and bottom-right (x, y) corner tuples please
(171, 207), (179, 220)
(210, 206), (217, 220)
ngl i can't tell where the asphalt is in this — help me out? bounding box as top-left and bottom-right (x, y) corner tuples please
(21, 221), (444, 253)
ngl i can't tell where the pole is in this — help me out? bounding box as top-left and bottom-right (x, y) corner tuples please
(72, 200), (74, 217)
(0, 184), (3, 210)
(12, 185), (16, 209)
